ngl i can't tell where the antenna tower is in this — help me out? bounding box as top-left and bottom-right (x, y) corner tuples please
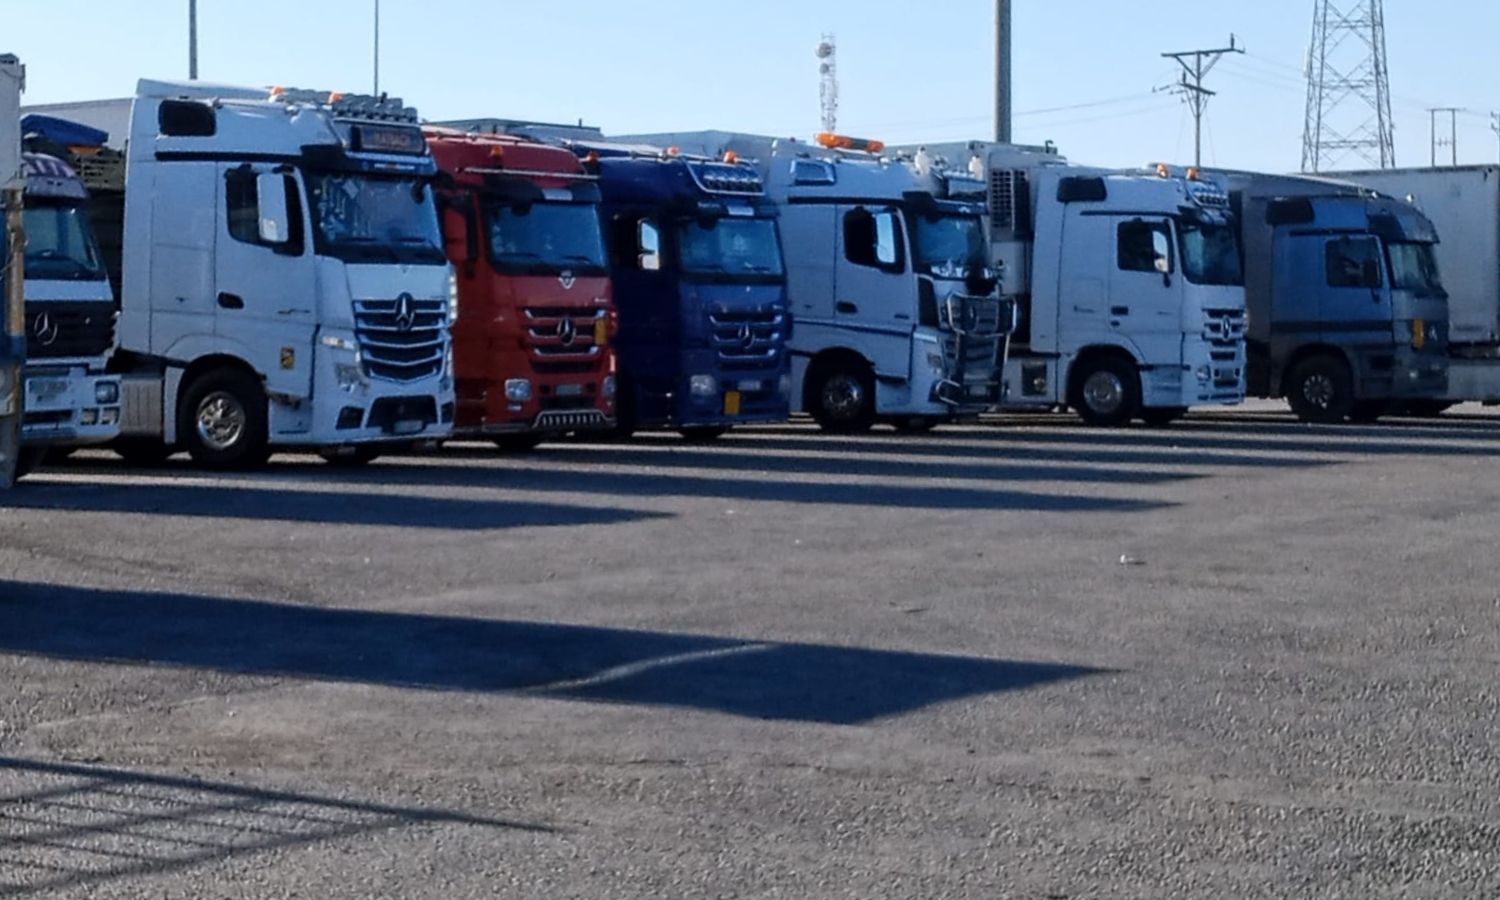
(1301, 0), (1396, 172)
(816, 35), (838, 133)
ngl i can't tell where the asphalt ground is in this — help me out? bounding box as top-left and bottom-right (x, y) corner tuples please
(3, 402), (1500, 898)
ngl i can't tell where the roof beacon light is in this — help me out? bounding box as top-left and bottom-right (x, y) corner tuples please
(1186, 166), (1202, 181)
(723, 150), (740, 164)
(815, 132), (885, 154)
(1155, 163), (1171, 179)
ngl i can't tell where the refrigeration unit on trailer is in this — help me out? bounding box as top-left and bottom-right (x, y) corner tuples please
(555, 141), (791, 440)
(51, 82), (456, 467)
(425, 128), (615, 450)
(1331, 166), (1500, 410)
(616, 131), (1013, 434)
(1226, 173), (1448, 422)
(962, 143), (1247, 426)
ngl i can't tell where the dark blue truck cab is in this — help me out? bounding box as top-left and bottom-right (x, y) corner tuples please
(576, 146), (791, 439)
(1231, 175), (1449, 423)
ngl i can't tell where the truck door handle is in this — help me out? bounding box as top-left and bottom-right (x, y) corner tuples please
(218, 292), (245, 310)
(836, 301), (858, 314)
(1111, 306), (1130, 316)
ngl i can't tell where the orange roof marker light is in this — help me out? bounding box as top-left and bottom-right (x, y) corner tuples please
(665, 146), (681, 158)
(723, 150), (740, 164)
(1186, 166), (1202, 181)
(815, 132), (886, 154)
(1155, 163), (1171, 179)
(328, 92), (346, 104)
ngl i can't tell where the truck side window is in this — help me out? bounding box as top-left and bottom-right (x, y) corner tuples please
(844, 207), (905, 273)
(225, 168), (305, 256)
(1325, 237), (1383, 288)
(1118, 220), (1172, 274)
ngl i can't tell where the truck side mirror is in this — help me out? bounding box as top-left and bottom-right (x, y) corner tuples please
(256, 172), (291, 245)
(638, 219), (661, 272)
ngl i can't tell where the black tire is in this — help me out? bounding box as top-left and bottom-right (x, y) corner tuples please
(891, 417), (939, 435)
(14, 446), (46, 480)
(1140, 406), (1187, 428)
(1285, 354), (1355, 424)
(679, 426), (729, 443)
(319, 446), (381, 467)
(1400, 400), (1454, 418)
(178, 368), (271, 470)
(1069, 356), (1142, 428)
(113, 437), (174, 467)
(808, 359), (876, 434)
(493, 434), (545, 453)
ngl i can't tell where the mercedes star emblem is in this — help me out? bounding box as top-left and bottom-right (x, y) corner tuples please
(32, 312), (59, 347)
(393, 293), (416, 333)
(558, 317), (577, 347)
(559, 270), (576, 290)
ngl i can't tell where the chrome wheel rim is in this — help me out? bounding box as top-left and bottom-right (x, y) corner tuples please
(1082, 371), (1125, 415)
(1303, 374), (1335, 409)
(196, 390), (247, 451)
(822, 374), (866, 421)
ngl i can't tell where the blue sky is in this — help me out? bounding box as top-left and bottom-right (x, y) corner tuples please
(12, 0), (1499, 172)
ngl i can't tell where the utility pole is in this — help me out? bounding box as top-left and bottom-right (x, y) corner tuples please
(1491, 112), (1499, 164)
(373, 0), (381, 95)
(995, 0), (1012, 144)
(1161, 36), (1243, 168)
(1429, 107), (1461, 167)
(188, 0), (198, 80)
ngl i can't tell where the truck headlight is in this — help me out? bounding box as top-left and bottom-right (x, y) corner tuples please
(601, 375), (616, 399)
(95, 381), (121, 405)
(505, 379), (533, 403)
(1196, 365), (1212, 384)
(335, 363), (367, 391)
(447, 266), (460, 325)
(927, 352), (946, 374)
(689, 374), (719, 398)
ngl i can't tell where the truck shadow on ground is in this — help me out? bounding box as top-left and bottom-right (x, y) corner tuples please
(0, 483), (671, 530)
(0, 756), (550, 898)
(0, 581), (1103, 727)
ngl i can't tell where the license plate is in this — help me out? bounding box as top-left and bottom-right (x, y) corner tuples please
(556, 383), (584, 398)
(724, 391), (742, 416)
(393, 418), (424, 435)
(27, 378), (68, 403)
(737, 380), (763, 393)
(593, 319), (608, 345)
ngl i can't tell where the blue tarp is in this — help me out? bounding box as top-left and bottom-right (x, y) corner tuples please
(20, 114), (108, 148)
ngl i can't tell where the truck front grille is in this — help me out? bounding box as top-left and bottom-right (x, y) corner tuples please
(708, 309), (784, 370)
(24, 301), (115, 360)
(353, 297), (446, 382)
(523, 306), (607, 360)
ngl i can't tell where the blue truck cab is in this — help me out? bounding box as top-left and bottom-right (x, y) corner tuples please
(1231, 175), (1449, 422)
(573, 145), (791, 439)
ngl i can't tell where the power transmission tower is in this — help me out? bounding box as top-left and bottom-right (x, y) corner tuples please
(1301, 0), (1396, 172)
(1161, 37), (1243, 168)
(816, 35), (838, 134)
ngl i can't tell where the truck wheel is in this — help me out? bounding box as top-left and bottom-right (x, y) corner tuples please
(1285, 354), (1355, 424)
(679, 426), (728, 443)
(319, 446), (381, 467)
(809, 360), (876, 434)
(14, 447), (46, 480)
(494, 434), (545, 453)
(1070, 356), (1141, 427)
(178, 368), (271, 469)
(1140, 406), (1187, 428)
(113, 437), (174, 467)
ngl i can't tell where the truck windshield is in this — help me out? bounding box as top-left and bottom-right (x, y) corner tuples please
(1387, 242), (1444, 294)
(487, 202), (606, 275)
(15, 203), (107, 281)
(677, 218), (784, 281)
(1177, 218), (1244, 287)
(912, 213), (989, 279)
(305, 172), (446, 265)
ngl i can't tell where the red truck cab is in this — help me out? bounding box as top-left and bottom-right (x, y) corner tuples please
(426, 128), (615, 449)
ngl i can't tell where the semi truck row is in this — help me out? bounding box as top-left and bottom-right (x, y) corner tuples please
(5, 61), (1500, 484)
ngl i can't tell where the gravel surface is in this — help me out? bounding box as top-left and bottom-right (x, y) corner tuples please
(3, 404), (1500, 898)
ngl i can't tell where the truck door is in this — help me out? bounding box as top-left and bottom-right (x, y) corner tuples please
(1318, 235), (1388, 343)
(213, 163), (316, 399)
(835, 204), (916, 379)
(1104, 215), (1184, 355)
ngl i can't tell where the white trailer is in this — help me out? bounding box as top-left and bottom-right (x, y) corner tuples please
(1333, 166), (1500, 404)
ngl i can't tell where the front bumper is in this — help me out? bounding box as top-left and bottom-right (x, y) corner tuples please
(1140, 338), (1245, 408)
(22, 368), (122, 446)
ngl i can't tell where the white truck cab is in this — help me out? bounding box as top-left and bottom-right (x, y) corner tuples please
(971, 144), (1247, 425)
(56, 81), (456, 467)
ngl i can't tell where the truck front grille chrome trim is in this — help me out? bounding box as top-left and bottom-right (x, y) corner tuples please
(353, 297), (447, 382)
